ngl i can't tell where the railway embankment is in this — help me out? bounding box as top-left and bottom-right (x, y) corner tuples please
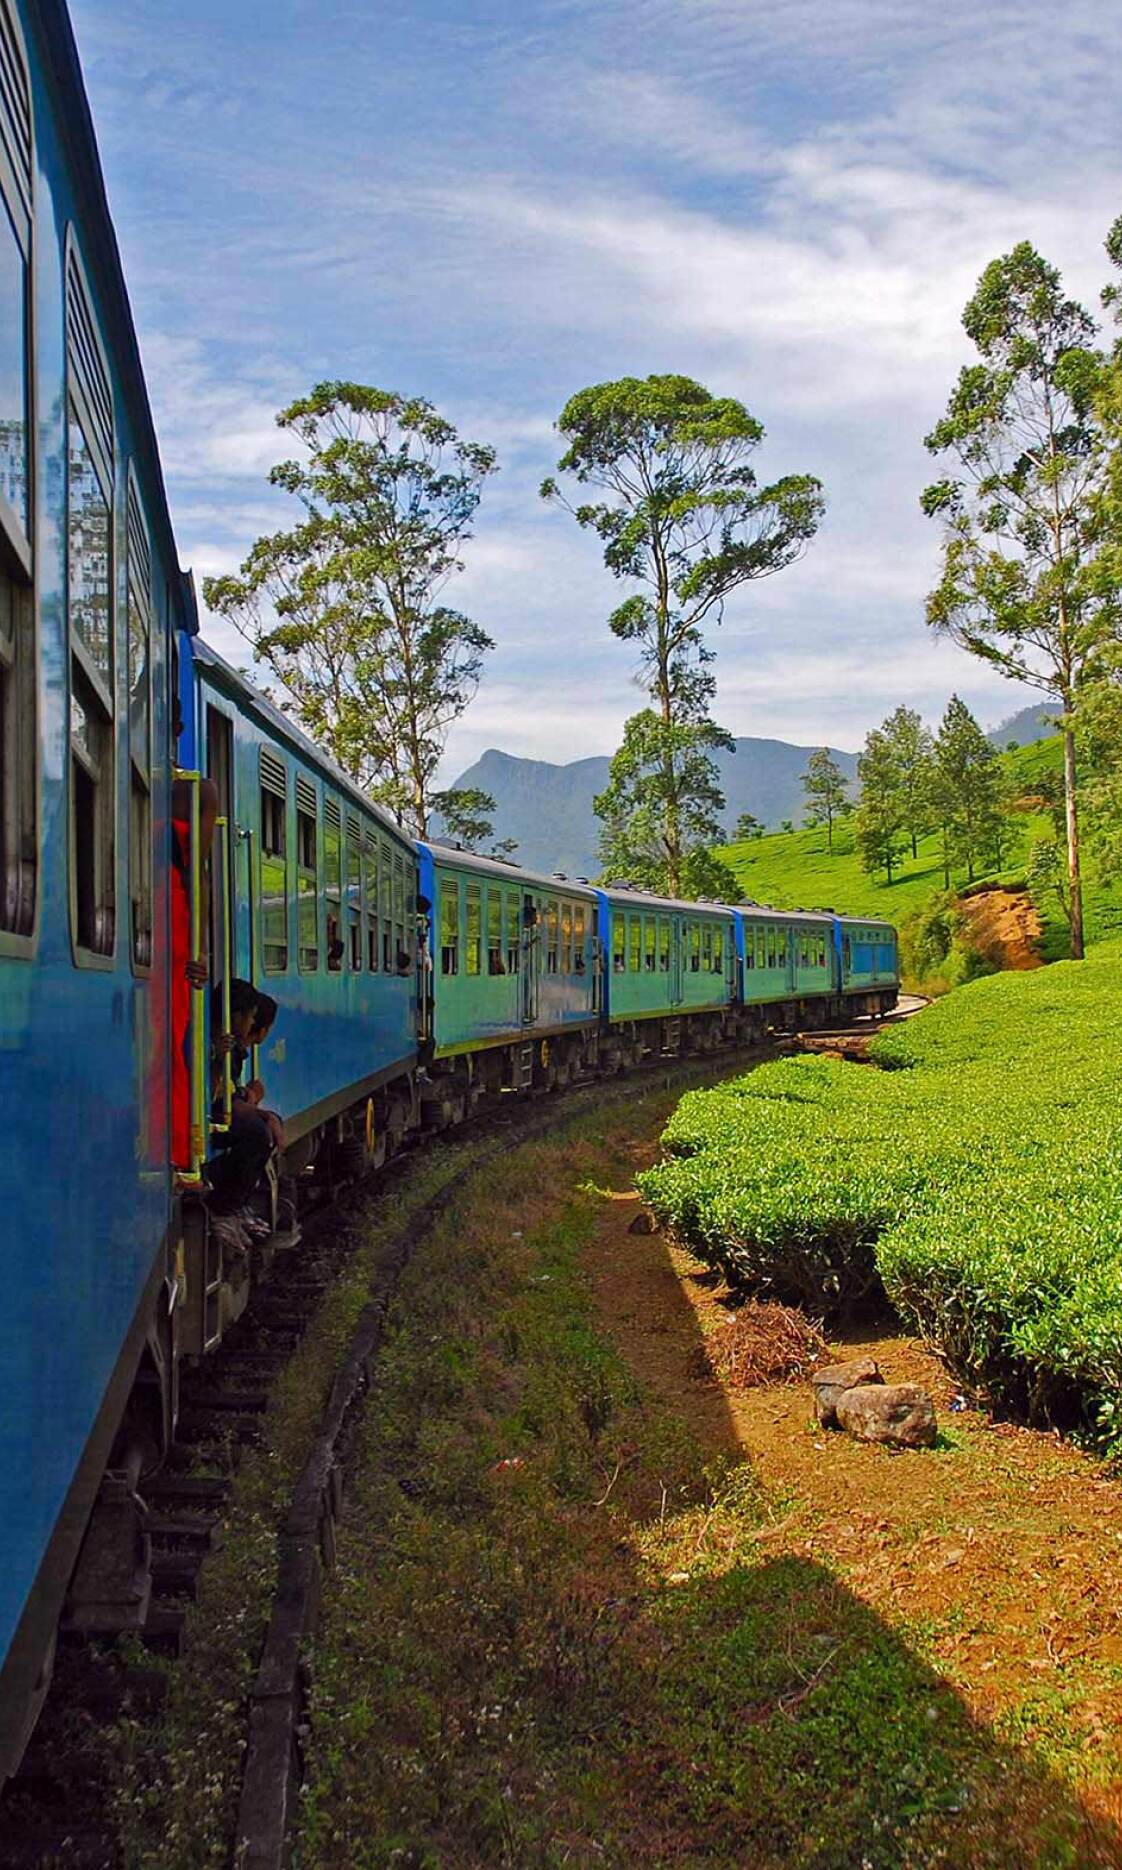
(640, 940), (1122, 1452)
(287, 1070), (1122, 1867)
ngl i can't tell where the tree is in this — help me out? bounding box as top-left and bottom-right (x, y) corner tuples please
(854, 728), (905, 884)
(881, 707), (934, 859)
(205, 382), (497, 836)
(542, 374), (823, 893)
(921, 242), (1120, 958)
(800, 748), (850, 853)
(735, 812), (764, 840)
(594, 709), (733, 896)
(932, 695), (1006, 883)
(430, 786), (497, 852)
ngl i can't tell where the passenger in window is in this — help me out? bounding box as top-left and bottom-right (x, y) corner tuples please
(171, 697), (219, 1172)
(241, 992), (285, 1156)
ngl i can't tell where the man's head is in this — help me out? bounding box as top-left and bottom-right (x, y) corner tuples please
(229, 978), (259, 1042)
(248, 992), (278, 1046)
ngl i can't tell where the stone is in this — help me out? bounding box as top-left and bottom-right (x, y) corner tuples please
(811, 1358), (883, 1428)
(628, 1210), (659, 1235)
(835, 1383), (937, 1449)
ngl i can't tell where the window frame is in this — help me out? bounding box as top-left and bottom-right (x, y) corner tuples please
(465, 880), (481, 976)
(324, 794), (342, 972)
(345, 812), (363, 971)
(125, 471), (152, 974)
(259, 747), (289, 974)
(65, 236), (116, 969)
(0, 9), (36, 960)
(295, 773), (319, 973)
(363, 828), (379, 972)
(505, 889), (520, 974)
(487, 883), (504, 975)
(440, 874), (460, 976)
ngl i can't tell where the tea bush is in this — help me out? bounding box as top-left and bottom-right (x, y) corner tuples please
(638, 944), (1122, 1444)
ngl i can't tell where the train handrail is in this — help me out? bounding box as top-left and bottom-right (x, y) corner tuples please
(173, 767), (208, 1181)
(212, 815), (233, 1132)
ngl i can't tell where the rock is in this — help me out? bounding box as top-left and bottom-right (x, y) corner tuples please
(811, 1358), (883, 1428)
(836, 1383), (937, 1449)
(628, 1210), (659, 1235)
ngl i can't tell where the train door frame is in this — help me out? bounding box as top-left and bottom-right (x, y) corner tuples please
(521, 892), (540, 1026)
(670, 912), (684, 1004)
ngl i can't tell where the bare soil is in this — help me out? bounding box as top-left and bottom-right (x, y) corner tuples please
(958, 886), (1043, 970)
(587, 1152), (1122, 1844)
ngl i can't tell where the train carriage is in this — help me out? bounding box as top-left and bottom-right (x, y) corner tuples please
(597, 885), (737, 1058)
(0, 0), (198, 1777)
(187, 638), (419, 1159)
(418, 843), (599, 1100)
(837, 913), (899, 1015)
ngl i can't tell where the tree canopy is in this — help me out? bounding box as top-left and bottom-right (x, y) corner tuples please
(205, 382), (497, 837)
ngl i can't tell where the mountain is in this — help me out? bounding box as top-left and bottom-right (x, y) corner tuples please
(438, 739), (859, 877)
(987, 704), (1060, 750)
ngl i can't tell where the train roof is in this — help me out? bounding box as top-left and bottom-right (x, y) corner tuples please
(191, 637), (414, 846)
(31, 0), (194, 630)
(596, 883), (735, 917)
(419, 841), (600, 899)
(736, 902), (834, 924)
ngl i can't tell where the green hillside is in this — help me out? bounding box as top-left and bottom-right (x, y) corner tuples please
(715, 735), (1122, 975)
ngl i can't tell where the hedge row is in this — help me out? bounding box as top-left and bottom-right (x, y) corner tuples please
(638, 946), (1122, 1444)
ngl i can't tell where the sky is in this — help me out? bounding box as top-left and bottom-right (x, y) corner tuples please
(70, 0), (1122, 779)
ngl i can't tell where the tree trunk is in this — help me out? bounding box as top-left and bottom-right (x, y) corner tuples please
(911, 830), (918, 860)
(1063, 724), (1085, 959)
(826, 811), (833, 855)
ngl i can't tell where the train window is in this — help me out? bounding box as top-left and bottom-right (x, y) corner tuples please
(818, 936), (827, 968)
(505, 891), (520, 973)
(777, 929), (787, 968)
(744, 926), (754, 969)
(324, 798), (342, 971)
(67, 247), (115, 961)
(465, 882), (481, 975)
(659, 919), (670, 972)
(627, 913), (641, 974)
(573, 902), (586, 973)
(440, 877), (459, 975)
(259, 749), (288, 972)
(701, 923), (713, 973)
(125, 480), (152, 969)
(487, 886), (504, 974)
(362, 833), (378, 971)
(612, 914), (625, 974)
(689, 923), (701, 973)
(0, 24), (34, 948)
(644, 916), (655, 972)
(561, 899), (573, 974)
(543, 898), (557, 973)
(843, 934), (851, 968)
(296, 775), (318, 972)
(381, 840), (393, 969)
(713, 925), (724, 973)
(393, 851), (407, 970)
(346, 814), (363, 970)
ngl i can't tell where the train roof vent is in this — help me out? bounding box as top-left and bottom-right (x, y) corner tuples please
(259, 746), (287, 798)
(66, 245), (113, 484)
(552, 871), (568, 880)
(0, 0), (31, 218)
(575, 875), (589, 884)
(295, 774), (317, 817)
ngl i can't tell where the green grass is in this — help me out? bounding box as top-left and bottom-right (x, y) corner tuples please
(715, 736), (1122, 970)
(292, 1098), (1114, 1869)
(639, 943), (1122, 1450)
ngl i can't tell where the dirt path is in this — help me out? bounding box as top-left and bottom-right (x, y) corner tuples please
(586, 1152), (1122, 1851)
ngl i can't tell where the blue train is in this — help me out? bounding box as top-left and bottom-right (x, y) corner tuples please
(0, 0), (899, 1777)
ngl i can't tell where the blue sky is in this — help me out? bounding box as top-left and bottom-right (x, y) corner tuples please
(71, 0), (1122, 778)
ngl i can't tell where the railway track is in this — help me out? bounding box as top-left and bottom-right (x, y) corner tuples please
(0, 1007), (918, 1870)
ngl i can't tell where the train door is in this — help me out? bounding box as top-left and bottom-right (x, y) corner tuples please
(670, 913), (684, 1004)
(205, 705), (237, 1117)
(521, 892), (540, 1025)
(725, 920), (737, 999)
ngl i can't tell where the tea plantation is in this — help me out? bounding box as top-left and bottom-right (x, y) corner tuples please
(638, 942), (1122, 1447)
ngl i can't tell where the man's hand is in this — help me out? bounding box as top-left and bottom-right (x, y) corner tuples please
(244, 1078), (266, 1106)
(186, 958), (209, 988)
